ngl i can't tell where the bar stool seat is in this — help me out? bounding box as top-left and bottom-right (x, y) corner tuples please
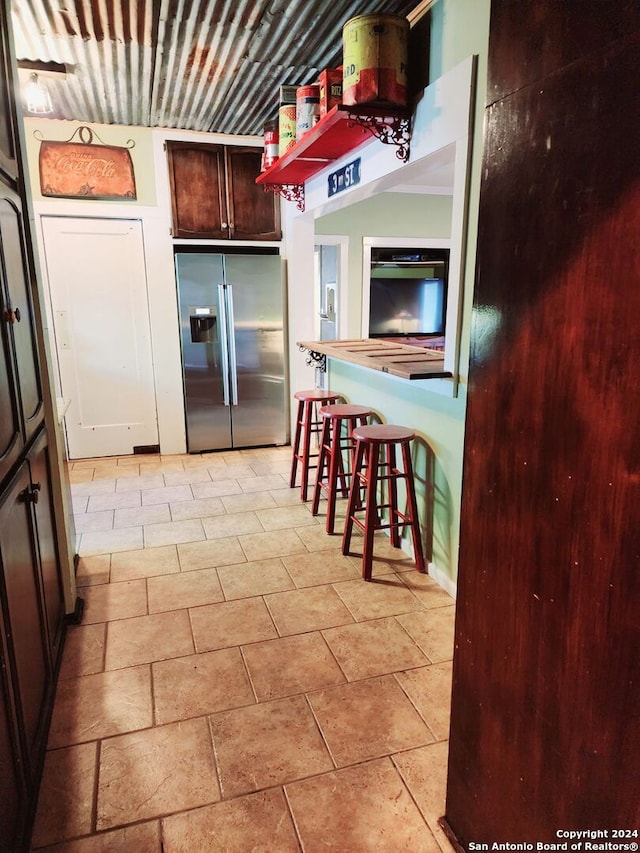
(311, 403), (372, 534)
(289, 389), (341, 501)
(342, 423), (426, 581)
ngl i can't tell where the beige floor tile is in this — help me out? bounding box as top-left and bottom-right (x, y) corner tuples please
(169, 496), (225, 521)
(394, 662), (453, 741)
(86, 491), (141, 512)
(72, 495), (89, 514)
(210, 462), (256, 480)
(323, 617), (428, 681)
(58, 623), (106, 680)
(80, 526), (143, 557)
(105, 610), (194, 669)
(242, 632), (346, 701)
(239, 473), (289, 493)
(33, 821), (162, 852)
(216, 557), (294, 600)
(308, 675), (434, 767)
(147, 567), (224, 613)
(285, 758), (440, 852)
(97, 718), (220, 830)
(81, 579), (148, 625)
(152, 648), (255, 725)
(264, 584), (355, 635)
(76, 554), (111, 587)
(393, 741), (451, 843)
(115, 474), (165, 493)
(178, 536), (246, 571)
(220, 491), (278, 513)
(202, 511), (263, 540)
(162, 468), (213, 486)
(31, 742), (97, 848)
(161, 789), (300, 853)
(74, 510), (114, 534)
(398, 571), (456, 608)
(238, 528), (307, 561)
(191, 479), (243, 500)
(143, 518), (205, 548)
(140, 460), (187, 476)
(110, 545), (180, 582)
(48, 665), (152, 748)
(333, 575), (423, 621)
(72, 479), (117, 498)
(255, 503), (318, 530)
(113, 503), (171, 528)
(269, 487), (302, 506)
(249, 459), (292, 476)
(282, 549), (360, 588)
(294, 524), (342, 552)
(190, 598), (277, 652)
(209, 694), (333, 798)
(141, 484), (194, 506)
(69, 468), (96, 484)
(396, 606), (456, 663)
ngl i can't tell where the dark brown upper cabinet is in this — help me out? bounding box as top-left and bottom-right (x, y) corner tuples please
(166, 142), (281, 241)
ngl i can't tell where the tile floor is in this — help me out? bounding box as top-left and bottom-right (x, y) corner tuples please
(32, 445), (456, 852)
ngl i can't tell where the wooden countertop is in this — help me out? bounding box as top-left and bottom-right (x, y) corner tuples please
(297, 339), (451, 381)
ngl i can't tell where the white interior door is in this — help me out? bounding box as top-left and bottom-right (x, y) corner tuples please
(42, 216), (159, 459)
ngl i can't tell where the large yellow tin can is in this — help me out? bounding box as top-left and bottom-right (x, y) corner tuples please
(342, 14), (409, 107)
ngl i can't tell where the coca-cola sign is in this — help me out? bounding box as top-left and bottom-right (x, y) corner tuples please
(37, 126), (137, 200)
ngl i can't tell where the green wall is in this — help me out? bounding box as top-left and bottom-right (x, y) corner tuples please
(312, 0), (491, 588)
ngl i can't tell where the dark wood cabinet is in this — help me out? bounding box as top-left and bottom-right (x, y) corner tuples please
(0, 188), (44, 484)
(0, 433), (62, 852)
(0, 8), (18, 186)
(0, 7), (66, 851)
(167, 141), (281, 241)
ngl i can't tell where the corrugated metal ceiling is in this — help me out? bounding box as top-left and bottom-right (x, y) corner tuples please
(10, 0), (421, 135)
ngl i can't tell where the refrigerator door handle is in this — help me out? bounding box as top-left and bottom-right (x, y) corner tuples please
(217, 284), (231, 407)
(226, 284), (239, 405)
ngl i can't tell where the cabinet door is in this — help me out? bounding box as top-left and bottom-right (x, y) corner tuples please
(0, 627), (27, 853)
(0, 281), (22, 483)
(0, 193), (43, 448)
(0, 463), (50, 778)
(0, 10), (18, 185)
(225, 147), (281, 241)
(167, 142), (228, 239)
(27, 430), (64, 667)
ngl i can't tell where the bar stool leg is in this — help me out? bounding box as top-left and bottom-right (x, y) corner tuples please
(299, 400), (315, 501)
(289, 399), (304, 489)
(388, 442), (401, 548)
(401, 442), (426, 573)
(311, 417), (331, 517)
(342, 438), (365, 557)
(362, 440), (380, 581)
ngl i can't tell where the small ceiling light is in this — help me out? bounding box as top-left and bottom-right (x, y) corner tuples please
(24, 72), (54, 114)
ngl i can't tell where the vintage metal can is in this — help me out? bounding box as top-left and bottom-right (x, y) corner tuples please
(263, 120), (279, 170)
(318, 68), (343, 116)
(342, 14), (409, 107)
(278, 104), (296, 156)
(295, 84), (321, 140)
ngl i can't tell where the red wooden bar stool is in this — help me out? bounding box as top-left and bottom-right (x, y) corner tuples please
(289, 389), (341, 501)
(311, 403), (372, 534)
(342, 424), (426, 581)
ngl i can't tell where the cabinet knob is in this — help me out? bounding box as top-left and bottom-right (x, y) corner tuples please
(2, 308), (16, 325)
(14, 306), (21, 322)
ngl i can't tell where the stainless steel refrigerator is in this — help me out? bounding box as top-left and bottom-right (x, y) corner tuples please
(175, 250), (288, 452)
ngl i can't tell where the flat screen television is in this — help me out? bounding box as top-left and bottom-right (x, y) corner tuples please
(368, 247), (449, 339)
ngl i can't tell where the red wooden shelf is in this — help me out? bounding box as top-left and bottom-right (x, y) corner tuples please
(256, 104), (411, 210)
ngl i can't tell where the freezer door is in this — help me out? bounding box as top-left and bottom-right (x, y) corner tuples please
(175, 253), (232, 452)
(225, 254), (287, 448)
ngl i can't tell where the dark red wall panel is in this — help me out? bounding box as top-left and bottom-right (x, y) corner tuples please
(445, 2), (640, 844)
